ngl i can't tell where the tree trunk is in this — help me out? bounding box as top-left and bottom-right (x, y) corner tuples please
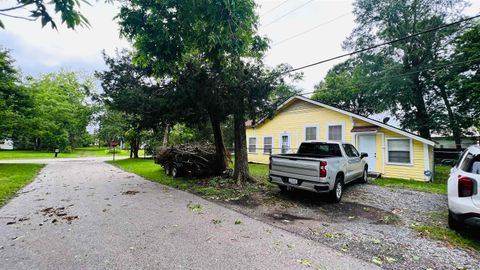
(209, 112), (229, 174)
(438, 85), (462, 150)
(130, 137), (140, 158)
(406, 10), (431, 140)
(162, 124), (170, 147)
(129, 139), (133, 158)
(232, 109), (256, 185)
(411, 82), (431, 139)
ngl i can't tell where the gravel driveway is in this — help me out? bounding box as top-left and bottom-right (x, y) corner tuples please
(0, 158), (375, 270)
(220, 182), (480, 270)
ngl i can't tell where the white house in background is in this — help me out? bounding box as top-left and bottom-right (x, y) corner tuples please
(0, 139), (14, 150)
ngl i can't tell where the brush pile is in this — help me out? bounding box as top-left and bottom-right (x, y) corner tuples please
(154, 144), (220, 177)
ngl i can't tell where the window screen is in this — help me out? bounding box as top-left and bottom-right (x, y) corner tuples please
(387, 139), (411, 164)
(281, 135), (289, 154)
(328, 125), (342, 141)
(263, 137), (272, 154)
(305, 127), (317, 141)
(248, 137), (256, 153)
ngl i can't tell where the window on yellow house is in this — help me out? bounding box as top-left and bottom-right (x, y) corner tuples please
(248, 137), (257, 153)
(387, 138), (412, 164)
(328, 125), (343, 141)
(263, 137), (272, 154)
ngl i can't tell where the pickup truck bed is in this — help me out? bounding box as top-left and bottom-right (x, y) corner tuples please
(270, 155), (342, 192)
(268, 142), (368, 202)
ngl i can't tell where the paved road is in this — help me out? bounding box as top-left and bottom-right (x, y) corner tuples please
(0, 159), (377, 270)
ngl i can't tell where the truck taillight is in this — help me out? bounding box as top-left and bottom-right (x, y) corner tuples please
(319, 161), (327, 178)
(269, 156), (272, 170)
(458, 175), (474, 197)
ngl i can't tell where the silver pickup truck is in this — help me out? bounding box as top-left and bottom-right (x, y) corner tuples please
(269, 142), (369, 202)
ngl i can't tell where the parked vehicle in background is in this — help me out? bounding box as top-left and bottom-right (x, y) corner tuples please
(269, 142), (369, 202)
(447, 145), (480, 229)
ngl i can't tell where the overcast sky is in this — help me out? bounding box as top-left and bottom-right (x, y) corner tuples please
(1, 0), (479, 93)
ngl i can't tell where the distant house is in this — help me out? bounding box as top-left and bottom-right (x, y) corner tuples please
(0, 139), (14, 150)
(433, 136), (479, 149)
(245, 96), (435, 181)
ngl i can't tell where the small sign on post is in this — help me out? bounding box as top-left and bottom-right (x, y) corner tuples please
(54, 148), (59, 158)
(111, 140), (119, 161)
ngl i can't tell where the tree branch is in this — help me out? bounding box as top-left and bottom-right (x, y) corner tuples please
(0, 3), (30, 12)
(0, 12), (36, 21)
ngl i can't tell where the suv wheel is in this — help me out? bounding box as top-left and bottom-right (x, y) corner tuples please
(329, 175), (344, 203)
(448, 210), (462, 231)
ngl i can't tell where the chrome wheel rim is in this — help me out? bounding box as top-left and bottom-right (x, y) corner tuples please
(336, 182), (342, 199)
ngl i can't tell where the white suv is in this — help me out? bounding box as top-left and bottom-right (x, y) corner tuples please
(447, 145), (480, 229)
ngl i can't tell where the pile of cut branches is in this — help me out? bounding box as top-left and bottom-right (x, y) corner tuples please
(154, 144), (222, 177)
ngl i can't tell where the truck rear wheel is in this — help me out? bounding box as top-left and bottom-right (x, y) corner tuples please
(164, 165), (172, 176)
(278, 185), (289, 193)
(171, 165), (181, 178)
(329, 174), (344, 203)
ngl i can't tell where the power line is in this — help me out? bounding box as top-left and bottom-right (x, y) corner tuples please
(273, 12), (350, 46)
(261, 0), (291, 16)
(271, 55), (480, 103)
(262, 0), (315, 28)
(285, 14), (480, 74)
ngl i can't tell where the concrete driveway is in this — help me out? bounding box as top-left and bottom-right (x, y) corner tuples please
(0, 158), (377, 270)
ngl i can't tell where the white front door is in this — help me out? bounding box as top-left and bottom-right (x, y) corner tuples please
(358, 134), (376, 172)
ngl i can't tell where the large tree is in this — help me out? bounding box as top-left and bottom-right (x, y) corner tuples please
(0, 49), (32, 141)
(438, 23), (480, 148)
(344, 0), (468, 139)
(96, 49), (167, 158)
(14, 71), (93, 150)
(311, 55), (395, 116)
(117, 0), (268, 179)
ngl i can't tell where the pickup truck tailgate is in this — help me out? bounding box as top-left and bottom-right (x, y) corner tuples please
(270, 156), (320, 181)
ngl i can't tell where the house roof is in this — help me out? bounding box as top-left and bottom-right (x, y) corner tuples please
(252, 95), (436, 146)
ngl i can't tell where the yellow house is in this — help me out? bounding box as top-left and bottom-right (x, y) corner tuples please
(246, 96), (435, 181)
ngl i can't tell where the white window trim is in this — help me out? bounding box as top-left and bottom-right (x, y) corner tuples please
(263, 135), (273, 155)
(247, 136), (257, 154)
(303, 124), (320, 142)
(279, 133), (292, 154)
(326, 122), (346, 142)
(385, 137), (413, 166)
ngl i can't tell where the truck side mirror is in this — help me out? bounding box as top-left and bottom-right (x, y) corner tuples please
(360, 152), (368, 159)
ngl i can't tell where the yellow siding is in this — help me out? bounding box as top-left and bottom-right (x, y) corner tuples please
(246, 99), (433, 181)
(380, 129), (430, 181)
(246, 100), (354, 164)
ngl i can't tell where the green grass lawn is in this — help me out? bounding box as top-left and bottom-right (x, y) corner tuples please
(0, 163), (45, 206)
(372, 164), (451, 195)
(412, 224), (480, 251)
(108, 159), (273, 200)
(0, 147), (144, 160)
